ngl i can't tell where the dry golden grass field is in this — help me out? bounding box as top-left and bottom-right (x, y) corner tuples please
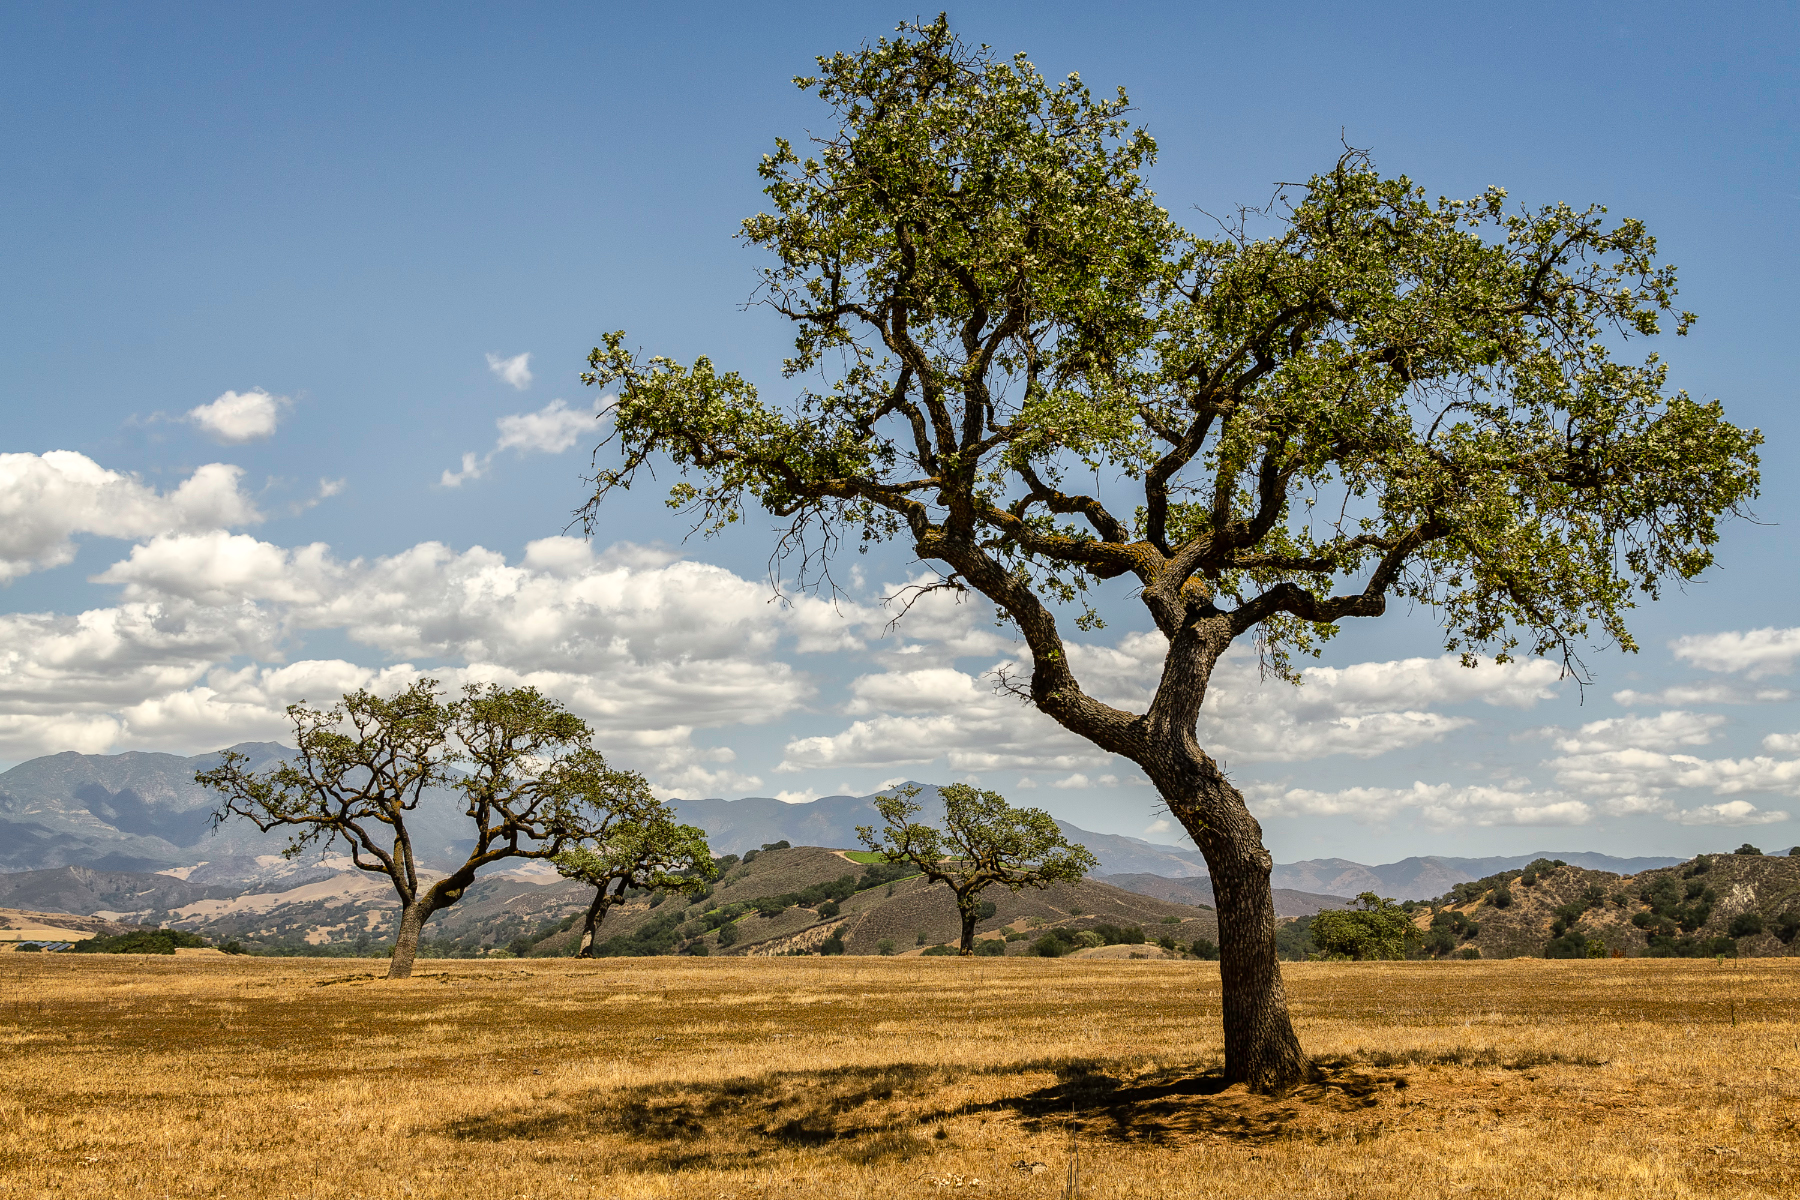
(2, 955), (1796, 1199)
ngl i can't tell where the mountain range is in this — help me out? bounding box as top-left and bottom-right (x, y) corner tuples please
(0, 745), (1681, 899)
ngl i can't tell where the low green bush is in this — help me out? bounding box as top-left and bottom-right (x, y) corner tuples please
(977, 900), (997, 920)
(973, 938), (1005, 956)
(715, 922), (740, 947)
(921, 944), (957, 956)
(686, 941), (710, 956)
(71, 929), (210, 955)
(1774, 910), (1800, 945)
(1728, 912), (1765, 938)
(877, 938), (896, 955)
(817, 900), (840, 919)
(1734, 843), (1761, 856)
(819, 931), (845, 955)
(1189, 938), (1220, 960)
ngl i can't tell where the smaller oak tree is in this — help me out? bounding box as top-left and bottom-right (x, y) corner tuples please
(1308, 893), (1420, 961)
(552, 798), (715, 958)
(858, 784), (1096, 955)
(197, 681), (638, 977)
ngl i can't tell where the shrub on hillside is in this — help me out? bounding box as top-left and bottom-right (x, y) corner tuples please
(1686, 855), (1712, 877)
(856, 861), (917, 890)
(974, 938), (1005, 956)
(820, 931), (845, 955)
(876, 938), (896, 955)
(921, 944), (957, 956)
(1544, 930), (1602, 959)
(1734, 843), (1762, 856)
(686, 941), (710, 956)
(977, 900), (997, 920)
(1031, 929), (1077, 957)
(817, 900), (840, 919)
(1772, 909), (1800, 944)
(1189, 938), (1220, 960)
(1728, 912), (1765, 938)
(1490, 886), (1513, 909)
(1089, 923), (1146, 946)
(762, 841), (791, 851)
(14, 943), (41, 952)
(715, 923), (740, 947)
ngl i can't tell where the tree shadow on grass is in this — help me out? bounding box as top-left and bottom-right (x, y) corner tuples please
(442, 1054), (1431, 1168)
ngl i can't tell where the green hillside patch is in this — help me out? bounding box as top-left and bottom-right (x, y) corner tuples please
(70, 928), (211, 955)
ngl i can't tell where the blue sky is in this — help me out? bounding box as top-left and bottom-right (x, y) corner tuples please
(2, 1), (1797, 863)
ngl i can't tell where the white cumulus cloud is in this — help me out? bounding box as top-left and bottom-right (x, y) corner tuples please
(441, 398), (601, 486)
(1247, 780), (1593, 828)
(2, 529), (865, 797)
(0, 452), (261, 582)
(1672, 627), (1800, 678)
(486, 352), (533, 390)
(187, 389), (288, 443)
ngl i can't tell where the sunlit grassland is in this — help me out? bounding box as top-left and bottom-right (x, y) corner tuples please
(2, 955), (1796, 1198)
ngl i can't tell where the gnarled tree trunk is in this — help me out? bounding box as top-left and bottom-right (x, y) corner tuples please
(575, 889), (614, 958)
(389, 900), (429, 978)
(1152, 756), (1311, 1091)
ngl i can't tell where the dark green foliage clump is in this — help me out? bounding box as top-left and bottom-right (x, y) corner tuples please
(973, 938), (1006, 956)
(1310, 894), (1419, 961)
(1490, 885), (1513, 909)
(762, 841), (791, 851)
(819, 930), (845, 955)
(921, 944), (958, 956)
(71, 928), (210, 955)
(977, 900), (997, 920)
(1088, 923), (1146, 946)
(592, 908), (687, 957)
(1773, 910), (1800, 944)
(1635, 872), (1714, 947)
(1646, 932), (1737, 958)
(716, 922), (740, 947)
(1189, 938), (1220, 961)
(1031, 928), (1077, 957)
(1424, 909), (1480, 956)
(855, 860), (918, 890)
(1275, 916), (1317, 961)
(1733, 843), (1762, 856)
(1727, 912), (1765, 938)
(1544, 930), (1601, 959)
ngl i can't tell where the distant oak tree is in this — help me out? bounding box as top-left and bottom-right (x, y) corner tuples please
(857, 784), (1096, 955)
(552, 795), (715, 957)
(577, 19), (1761, 1089)
(197, 682), (644, 978)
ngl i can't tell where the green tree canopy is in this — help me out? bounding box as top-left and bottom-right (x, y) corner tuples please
(858, 783), (1096, 954)
(198, 681), (647, 977)
(552, 795), (715, 958)
(1309, 894), (1420, 962)
(576, 17), (1759, 1090)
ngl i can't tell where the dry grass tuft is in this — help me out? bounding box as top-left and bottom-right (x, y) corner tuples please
(3, 955), (1797, 1197)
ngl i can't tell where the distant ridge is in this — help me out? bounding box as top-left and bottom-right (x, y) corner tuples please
(0, 746), (1690, 896)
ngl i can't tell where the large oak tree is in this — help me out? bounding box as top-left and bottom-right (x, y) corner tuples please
(198, 682), (645, 977)
(577, 19), (1761, 1089)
